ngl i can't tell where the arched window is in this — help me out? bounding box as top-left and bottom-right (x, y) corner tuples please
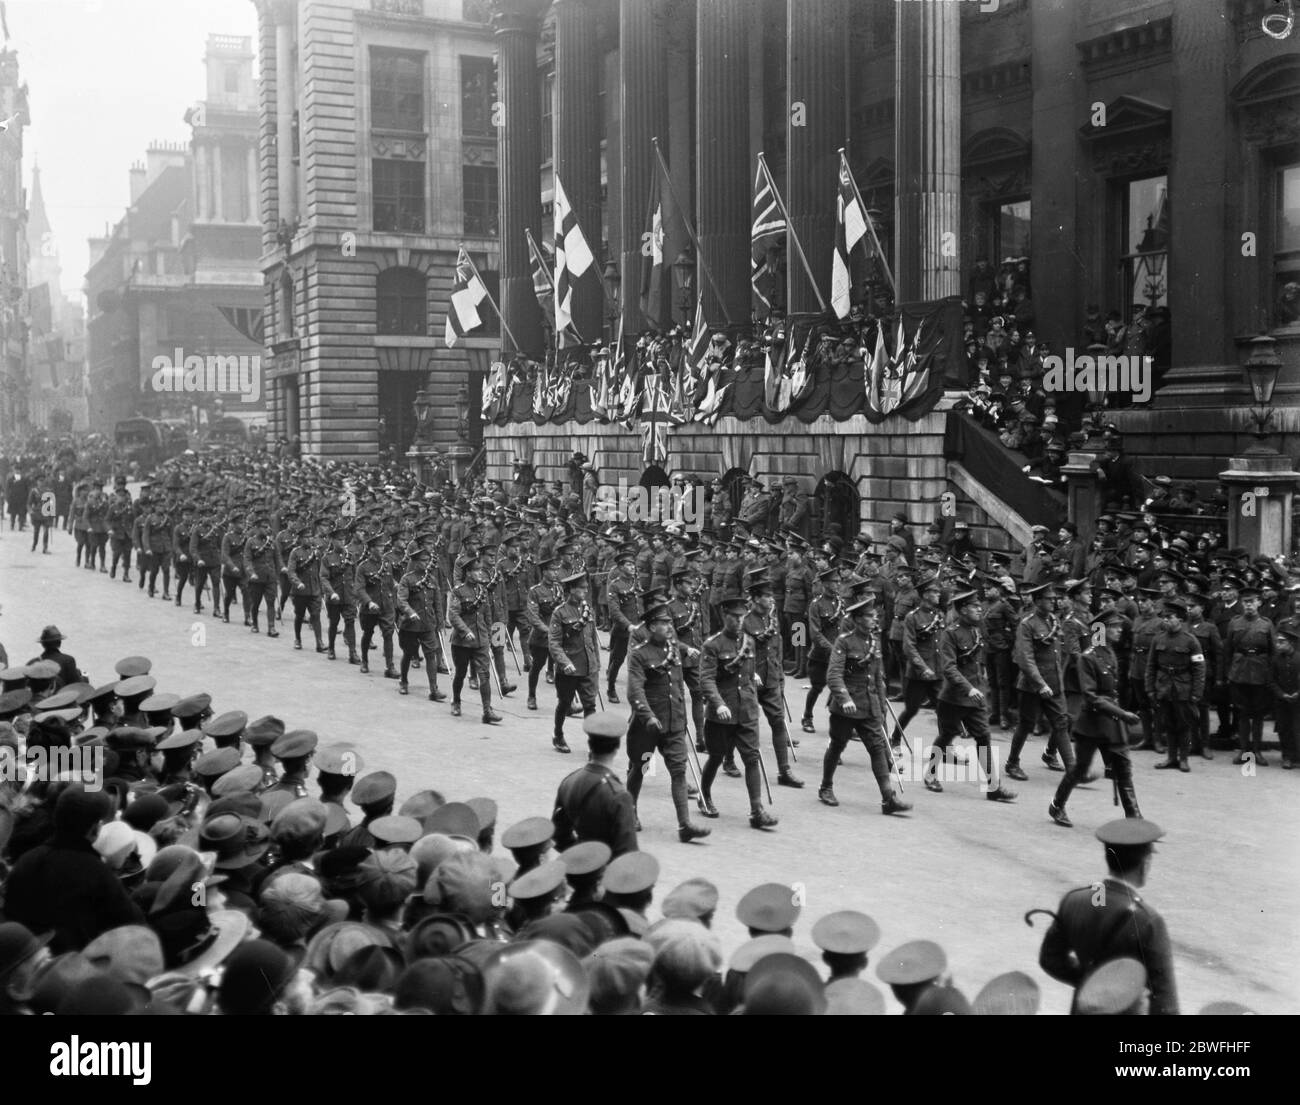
(377, 267), (427, 336)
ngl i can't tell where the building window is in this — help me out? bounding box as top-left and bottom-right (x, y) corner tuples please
(462, 0), (491, 21)
(463, 165), (498, 237)
(224, 64), (240, 94)
(997, 199), (1031, 261)
(371, 49), (425, 133)
(541, 70), (554, 163)
(1274, 161), (1300, 325)
(461, 56), (497, 138)
(280, 271), (296, 338)
(376, 267), (427, 335)
(1122, 175), (1169, 310)
(373, 159), (426, 234)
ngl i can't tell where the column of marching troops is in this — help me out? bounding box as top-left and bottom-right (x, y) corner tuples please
(43, 458), (1300, 841)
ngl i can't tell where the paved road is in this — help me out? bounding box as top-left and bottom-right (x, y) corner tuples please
(2, 521), (1296, 1014)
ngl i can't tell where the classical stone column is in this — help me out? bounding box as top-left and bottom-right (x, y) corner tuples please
(213, 144), (225, 222)
(492, 0), (547, 356)
(696, 0), (750, 327)
(271, 0), (297, 226)
(620, 0), (667, 335)
(246, 144), (259, 223)
(894, 0), (960, 302)
(786, 0), (846, 315)
(195, 144), (211, 221)
(553, 0), (604, 343)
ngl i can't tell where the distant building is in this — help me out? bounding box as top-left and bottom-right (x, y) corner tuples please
(84, 34), (265, 435)
(0, 46), (29, 437)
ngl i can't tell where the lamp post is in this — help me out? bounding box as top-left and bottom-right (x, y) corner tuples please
(603, 258), (621, 342)
(1243, 334), (1281, 449)
(673, 249), (694, 325)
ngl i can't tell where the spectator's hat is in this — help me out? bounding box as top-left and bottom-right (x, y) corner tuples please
(972, 971), (1041, 1016)
(736, 883), (800, 933)
(114, 657), (153, 678)
(501, 816), (555, 851)
(876, 940), (946, 986)
(244, 716), (285, 748)
(811, 911), (881, 956)
(1073, 958), (1147, 1016)
(270, 729), (318, 760)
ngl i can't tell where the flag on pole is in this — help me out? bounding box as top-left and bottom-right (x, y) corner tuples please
(554, 174), (595, 342)
(526, 227), (554, 320)
(445, 247), (488, 347)
(832, 153), (869, 319)
(687, 295), (709, 367)
(751, 157), (786, 311)
(640, 163), (670, 331)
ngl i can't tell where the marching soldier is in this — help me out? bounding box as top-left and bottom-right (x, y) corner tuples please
(625, 602), (711, 843)
(499, 533), (531, 673)
(669, 565), (708, 753)
(355, 540), (398, 678)
(1223, 585), (1276, 764)
(1185, 592), (1220, 760)
(286, 526), (327, 653)
(448, 554), (501, 724)
(893, 571), (944, 745)
(1049, 610), (1143, 827)
(800, 567), (843, 734)
(982, 575), (1018, 730)
(819, 597), (912, 815)
(142, 500), (173, 599)
(107, 487), (134, 582)
(926, 589), (1016, 802)
(189, 509), (224, 615)
(220, 511), (249, 625)
(274, 513), (298, 617)
(395, 545), (447, 701)
(552, 714), (639, 857)
(84, 478), (110, 572)
(171, 503), (196, 609)
(242, 511), (282, 637)
(605, 545), (641, 705)
(742, 571), (802, 789)
(321, 525), (361, 663)
(525, 557), (563, 709)
(1038, 819), (1178, 1015)
(698, 594), (779, 830)
(1128, 591), (1165, 754)
(549, 570), (601, 753)
(885, 565), (918, 695)
(1006, 582), (1075, 781)
(1145, 600), (1205, 772)
(130, 492), (149, 590)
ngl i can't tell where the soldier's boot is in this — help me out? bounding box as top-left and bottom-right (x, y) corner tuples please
(314, 625), (327, 654)
(527, 696), (538, 710)
(722, 757), (741, 778)
(1154, 733), (1180, 768)
(427, 666), (447, 702)
(749, 807), (778, 830)
(552, 731), (570, 753)
(923, 749), (944, 793)
(384, 665), (399, 680)
(359, 656), (370, 674)
(678, 822), (711, 843)
(294, 620), (304, 649)
(1047, 800), (1074, 827)
(481, 707), (502, 726)
(398, 681), (410, 695)
(174, 593), (182, 606)
(880, 790), (913, 816)
(606, 681), (620, 704)
(1252, 730), (1269, 766)
(266, 618), (279, 638)
(450, 700), (462, 717)
(801, 716), (815, 734)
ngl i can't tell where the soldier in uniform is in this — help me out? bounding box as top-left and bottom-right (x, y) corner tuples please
(1128, 591), (1165, 754)
(1006, 582), (1075, 781)
(549, 570), (601, 753)
(263, 729), (318, 801)
(885, 566), (918, 696)
(982, 575), (1018, 730)
(893, 571), (944, 746)
(499, 533), (531, 674)
(552, 714), (639, 857)
(107, 487), (134, 583)
(355, 540), (399, 678)
(274, 513), (298, 617)
(605, 546), (641, 705)
(189, 509), (224, 615)
(800, 567), (843, 733)
(668, 564), (708, 753)
(820, 597), (912, 815)
(1048, 610), (1143, 826)
(625, 602), (710, 843)
(286, 526), (328, 653)
(742, 571), (803, 788)
(220, 511), (249, 625)
(321, 525), (361, 663)
(171, 503), (197, 609)
(1223, 585), (1276, 764)
(525, 557), (563, 709)
(395, 545), (447, 701)
(1145, 600), (1206, 772)
(698, 595), (779, 830)
(448, 554), (501, 724)
(1184, 591), (1220, 759)
(84, 479), (110, 572)
(1037, 818), (1178, 1015)
(130, 491), (149, 589)
(242, 511), (283, 637)
(142, 501), (173, 599)
(926, 589), (1016, 801)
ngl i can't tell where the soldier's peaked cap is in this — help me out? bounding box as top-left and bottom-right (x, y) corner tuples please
(501, 816), (555, 850)
(736, 883), (801, 933)
(351, 771), (397, 806)
(1094, 818), (1163, 848)
(582, 714), (626, 741)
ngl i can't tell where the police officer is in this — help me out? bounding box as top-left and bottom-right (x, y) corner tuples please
(552, 713), (639, 857)
(625, 602), (710, 843)
(1146, 600), (1205, 773)
(801, 567), (843, 733)
(699, 594), (778, 830)
(606, 545), (641, 705)
(1037, 818), (1178, 1015)
(322, 526), (361, 664)
(448, 554), (501, 724)
(549, 570), (601, 753)
(242, 511), (282, 637)
(1006, 582), (1075, 781)
(286, 526), (327, 653)
(524, 557), (563, 709)
(821, 597), (912, 815)
(742, 570), (802, 789)
(396, 545), (447, 702)
(927, 589), (1016, 802)
(1049, 610), (1144, 826)
(1224, 585), (1276, 764)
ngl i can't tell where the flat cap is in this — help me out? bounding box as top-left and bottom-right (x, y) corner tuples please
(202, 710), (248, 738)
(1095, 818), (1163, 847)
(876, 940), (947, 985)
(603, 852), (659, 895)
(271, 798), (330, 844)
(270, 729), (318, 759)
(352, 771), (397, 806)
(501, 816), (555, 851)
(811, 911), (882, 956)
(560, 841), (612, 878)
(194, 746), (243, 778)
(737, 883), (801, 933)
(509, 858), (567, 902)
(661, 878), (719, 922)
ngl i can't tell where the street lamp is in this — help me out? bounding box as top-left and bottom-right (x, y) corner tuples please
(673, 249), (694, 323)
(454, 382), (470, 442)
(603, 258), (621, 340)
(1243, 335), (1282, 441)
(411, 383), (434, 446)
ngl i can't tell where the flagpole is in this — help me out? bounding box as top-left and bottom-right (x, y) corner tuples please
(838, 148), (895, 297)
(651, 137), (733, 327)
(760, 151), (827, 314)
(462, 246), (523, 355)
(527, 226), (586, 346)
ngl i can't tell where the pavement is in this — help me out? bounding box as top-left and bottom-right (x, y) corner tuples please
(2, 519), (1297, 1014)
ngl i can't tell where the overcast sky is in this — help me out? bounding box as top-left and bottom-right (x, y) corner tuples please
(8, 0), (258, 301)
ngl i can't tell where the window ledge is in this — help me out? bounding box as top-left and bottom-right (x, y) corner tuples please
(374, 335), (435, 347)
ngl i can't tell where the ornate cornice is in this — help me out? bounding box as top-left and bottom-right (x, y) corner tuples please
(1077, 17), (1172, 73)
